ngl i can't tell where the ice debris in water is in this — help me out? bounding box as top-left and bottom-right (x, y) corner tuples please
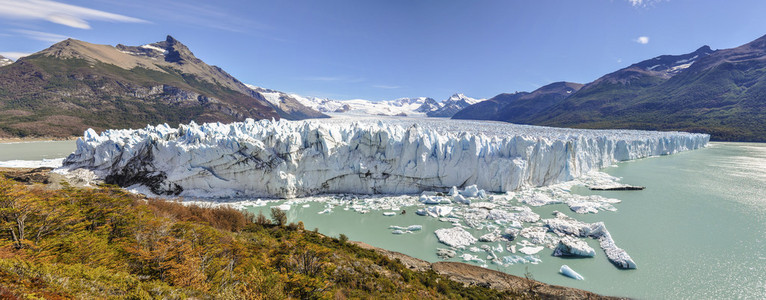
(62, 118), (708, 198)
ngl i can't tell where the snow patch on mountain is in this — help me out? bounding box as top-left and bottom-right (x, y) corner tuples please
(290, 93), (484, 118)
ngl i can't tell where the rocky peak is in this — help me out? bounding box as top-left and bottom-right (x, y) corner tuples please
(154, 35), (201, 65)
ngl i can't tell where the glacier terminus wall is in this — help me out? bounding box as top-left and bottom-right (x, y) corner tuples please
(62, 118), (709, 198)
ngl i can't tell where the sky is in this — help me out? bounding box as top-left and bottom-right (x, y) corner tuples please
(1, 0), (766, 101)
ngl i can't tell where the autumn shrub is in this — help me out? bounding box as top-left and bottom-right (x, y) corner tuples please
(270, 207), (287, 226)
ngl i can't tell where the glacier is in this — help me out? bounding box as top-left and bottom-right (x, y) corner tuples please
(62, 117), (709, 199)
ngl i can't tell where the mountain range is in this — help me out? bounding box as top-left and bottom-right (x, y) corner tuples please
(293, 93), (482, 117)
(2, 33), (765, 141)
(454, 34), (766, 142)
(0, 36), (325, 138)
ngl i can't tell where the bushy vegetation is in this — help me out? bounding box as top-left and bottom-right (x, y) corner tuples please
(0, 177), (518, 299)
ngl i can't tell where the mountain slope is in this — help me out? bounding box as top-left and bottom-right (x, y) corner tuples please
(452, 82), (583, 122)
(455, 34), (766, 141)
(526, 35), (766, 141)
(0, 36), (325, 138)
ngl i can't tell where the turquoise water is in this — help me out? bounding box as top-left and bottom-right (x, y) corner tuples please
(2, 140), (764, 298)
(247, 143), (766, 299)
(0, 140), (76, 161)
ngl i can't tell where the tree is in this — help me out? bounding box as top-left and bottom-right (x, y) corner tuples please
(270, 208), (287, 226)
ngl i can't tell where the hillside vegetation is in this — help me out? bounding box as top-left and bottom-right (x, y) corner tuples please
(0, 176), (528, 299)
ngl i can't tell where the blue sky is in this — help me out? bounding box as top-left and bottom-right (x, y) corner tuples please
(1, 0), (766, 101)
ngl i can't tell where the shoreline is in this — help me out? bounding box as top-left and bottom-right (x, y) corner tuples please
(351, 241), (625, 299)
(0, 136), (78, 143)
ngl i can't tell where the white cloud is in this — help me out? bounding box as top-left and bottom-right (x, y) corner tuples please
(14, 30), (69, 43)
(0, 52), (32, 60)
(0, 0), (147, 29)
(372, 84), (401, 89)
(628, 0), (666, 7)
(635, 36), (650, 44)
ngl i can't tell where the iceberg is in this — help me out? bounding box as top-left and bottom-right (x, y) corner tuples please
(544, 212), (636, 269)
(61, 118), (709, 198)
(553, 236), (596, 257)
(434, 227), (478, 248)
(560, 265), (584, 280)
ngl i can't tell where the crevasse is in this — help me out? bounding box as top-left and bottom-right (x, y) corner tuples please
(62, 118), (709, 198)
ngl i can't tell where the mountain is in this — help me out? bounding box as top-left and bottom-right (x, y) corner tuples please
(426, 94), (482, 117)
(245, 85), (328, 120)
(0, 55), (12, 67)
(454, 34), (766, 141)
(453, 82), (583, 121)
(294, 94), (482, 117)
(0, 35), (325, 138)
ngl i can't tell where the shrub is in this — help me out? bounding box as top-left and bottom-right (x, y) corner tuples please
(270, 207), (287, 226)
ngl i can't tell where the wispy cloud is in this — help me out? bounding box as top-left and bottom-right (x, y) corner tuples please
(0, 0), (148, 29)
(635, 36), (650, 44)
(0, 52), (32, 60)
(301, 76), (365, 83)
(372, 84), (401, 89)
(627, 0), (666, 7)
(13, 30), (69, 43)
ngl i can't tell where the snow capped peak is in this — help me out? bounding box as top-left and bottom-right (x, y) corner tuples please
(140, 44), (167, 53)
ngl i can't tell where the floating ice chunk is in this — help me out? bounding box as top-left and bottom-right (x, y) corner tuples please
(517, 191), (562, 207)
(518, 246), (545, 255)
(501, 255), (541, 265)
(560, 265), (584, 280)
(553, 236), (596, 257)
(596, 224), (637, 269)
(383, 212), (397, 216)
(436, 248), (456, 259)
(302, 204), (310, 208)
(415, 209), (427, 216)
(544, 212), (636, 269)
(420, 195), (444, 204)
(460, 253), (485, 264)
(435, 227), (477, 248)
(391, 230), (405, 235)
(407, 225), (422, 231)
(479, 233), (500, 242)
(426, 206), (453, 217)
(460, 185), (480, 197)
(276, 204), (290, 211)
(453, 194), (470, 205)
(448, 186), (459, 196)
(520, 227), (549, 245)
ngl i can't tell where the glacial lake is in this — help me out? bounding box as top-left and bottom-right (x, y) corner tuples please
(1, 140), (764, 299)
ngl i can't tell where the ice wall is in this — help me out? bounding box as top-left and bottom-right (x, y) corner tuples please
(62, 118), (709, 198)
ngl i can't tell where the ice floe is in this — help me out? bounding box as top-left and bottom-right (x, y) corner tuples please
(435, 227), (478, 249)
